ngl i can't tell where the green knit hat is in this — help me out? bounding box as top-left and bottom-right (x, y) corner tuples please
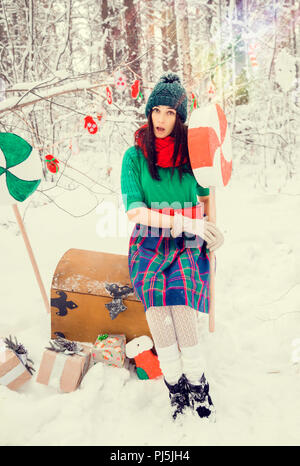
(145, 73), (188, 123)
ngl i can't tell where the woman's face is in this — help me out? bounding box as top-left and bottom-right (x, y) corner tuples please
(151, 105), (176, 138)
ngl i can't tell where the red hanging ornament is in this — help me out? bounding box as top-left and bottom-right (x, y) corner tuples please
(114, 71), (127, 91)
(96, 107), (107, 124)
(248, 43), (258, 67)
(45, 155), (59, 173)
(131, 80), (140, 99)
(191, 93), (197, 110)
(84, 115), (98, 134)
(207, 82), (216, 95)
(106, 86), (112, 104)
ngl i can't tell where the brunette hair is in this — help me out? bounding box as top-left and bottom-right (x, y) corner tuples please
(134, 110), (194, 182)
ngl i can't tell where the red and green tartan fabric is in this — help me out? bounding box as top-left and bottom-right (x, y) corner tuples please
(128, 224), (210, 313)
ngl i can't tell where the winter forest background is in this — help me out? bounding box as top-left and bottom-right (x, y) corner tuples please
(0, 0), (299, 219)
(0, 0), (300, 447)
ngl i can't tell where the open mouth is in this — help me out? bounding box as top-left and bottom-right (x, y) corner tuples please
(156, 127), (165, 133)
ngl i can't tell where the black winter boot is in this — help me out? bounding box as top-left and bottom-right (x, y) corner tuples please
(164, 373), (190, 420)
(187, 373), (216, 421)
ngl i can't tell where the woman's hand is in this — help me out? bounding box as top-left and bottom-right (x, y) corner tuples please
(206, 225), (224, 252)
(170, 212), (224, 252)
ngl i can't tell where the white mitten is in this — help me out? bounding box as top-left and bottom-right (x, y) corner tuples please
(171, 212), (224, 252)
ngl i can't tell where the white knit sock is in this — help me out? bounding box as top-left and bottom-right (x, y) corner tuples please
(181, 344), (205, 385)
(156, 343), (182, 385)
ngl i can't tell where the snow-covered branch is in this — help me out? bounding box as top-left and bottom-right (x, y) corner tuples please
(0, 79), (102, 114)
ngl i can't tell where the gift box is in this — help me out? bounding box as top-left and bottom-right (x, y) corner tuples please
(93, 334), (126, 368)
(80, 342), (96, 369)
(0, 336), (35, 391)
(36, 337), (91, 393)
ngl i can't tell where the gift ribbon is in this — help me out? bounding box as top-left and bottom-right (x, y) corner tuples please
(48, 352), (68, 390)
(46, 337), (86, 389)
(46, 337), (85, 356)
(45, 338), (87, 390)
(0, 360), (26, 386)
(3, 336), (35, 374)
(97, 334), (108, 341)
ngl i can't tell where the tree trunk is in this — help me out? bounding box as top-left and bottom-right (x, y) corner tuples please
(176, 0), (192, 91)
(101, 0), (114, 73)
(229, 0), (237, 130)
(124, 0), (141, 77)
(145, 6), (155, 83)
(217, 0), (225, 109)
(291, 0), (299, 105)
(161, 0), (178, 73)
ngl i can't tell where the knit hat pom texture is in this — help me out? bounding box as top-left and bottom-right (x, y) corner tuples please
(145, 72), (188, 123)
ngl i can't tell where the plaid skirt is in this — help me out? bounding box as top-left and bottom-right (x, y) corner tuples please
(128, 224), (210, 314)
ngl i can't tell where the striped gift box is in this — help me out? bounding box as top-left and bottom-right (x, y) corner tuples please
(0, 337), (32, 391)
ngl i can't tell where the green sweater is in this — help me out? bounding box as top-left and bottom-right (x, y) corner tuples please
(121, 146), (209, 213)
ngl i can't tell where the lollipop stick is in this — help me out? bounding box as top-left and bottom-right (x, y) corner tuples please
(12, 204), (50, 314)
(208, 186), (216, 332)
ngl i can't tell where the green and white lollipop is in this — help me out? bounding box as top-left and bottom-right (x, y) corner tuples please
(0, 133), (42, 205)
(0, 133), (49, 313)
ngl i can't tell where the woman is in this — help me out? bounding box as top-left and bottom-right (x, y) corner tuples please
(121, 73), (224, 421)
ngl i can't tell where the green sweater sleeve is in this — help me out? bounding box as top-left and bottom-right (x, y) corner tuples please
(196, 184), (210, 196)
(121, 147), (146, 212)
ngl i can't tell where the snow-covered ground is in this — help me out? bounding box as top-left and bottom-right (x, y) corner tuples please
(0, 165), (300, 446)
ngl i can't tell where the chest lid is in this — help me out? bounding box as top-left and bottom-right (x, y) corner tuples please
(51, 248), (138, 302)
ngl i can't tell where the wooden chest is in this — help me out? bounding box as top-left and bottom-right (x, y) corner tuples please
(50, 248), (151, 343)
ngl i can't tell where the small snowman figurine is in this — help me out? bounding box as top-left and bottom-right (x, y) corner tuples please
(125, 336), (162, 380)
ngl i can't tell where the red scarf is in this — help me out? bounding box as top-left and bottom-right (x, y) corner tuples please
(135, 124), (188, 168)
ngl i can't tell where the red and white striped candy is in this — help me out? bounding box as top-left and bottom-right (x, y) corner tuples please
(188, 104), (232, 188)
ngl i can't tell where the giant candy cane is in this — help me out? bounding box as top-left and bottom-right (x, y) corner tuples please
(188, 104), (232, 332)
